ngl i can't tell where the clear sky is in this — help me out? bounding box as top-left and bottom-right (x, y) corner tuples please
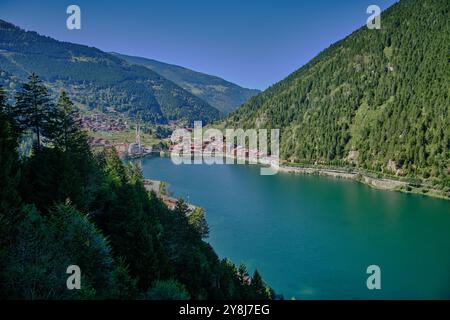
(0, 0), (398, 90)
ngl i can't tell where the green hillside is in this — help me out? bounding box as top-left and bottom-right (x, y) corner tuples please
(0, 20), (220, 125)
(112, 52), (260, 114)
(225, 0), (450, 191)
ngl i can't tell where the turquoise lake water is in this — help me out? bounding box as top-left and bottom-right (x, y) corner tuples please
(139, 157), (450, 299)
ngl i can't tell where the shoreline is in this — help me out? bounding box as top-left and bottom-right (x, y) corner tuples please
(276, 164), (450, 201)
(133, 153), (450, 201)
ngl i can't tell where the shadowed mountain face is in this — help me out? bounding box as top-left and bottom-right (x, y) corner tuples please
(112, 53), (260, 114)
(0, 20), (220, 125)
(225, 0), (450, 187)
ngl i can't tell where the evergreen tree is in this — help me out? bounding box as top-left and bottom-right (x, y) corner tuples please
(0, 86), (20, 213)
(110, 258), (139, 299)
(52, 91), (84, 151)
(251, 270), (270, 300)
(144, 279), (190, 300)
(92, 148), (171, 291)
(174, 198), (190, 216)
(237, 263), (250, 285)
(13, 73), (56, 148)
(188, 207), (210, 239)
(0, 87), (22, 298)
(2, 204), (115, 299)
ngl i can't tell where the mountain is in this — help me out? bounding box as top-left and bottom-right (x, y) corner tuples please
(112, 52), (260, 114)
(224, 0), (449, 189)
(0, 19), (220, 125)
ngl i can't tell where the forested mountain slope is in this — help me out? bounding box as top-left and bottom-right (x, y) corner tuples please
(112, 53), (260, 114)
(0, 20), (220, 125)
(225, 0), (449, 189)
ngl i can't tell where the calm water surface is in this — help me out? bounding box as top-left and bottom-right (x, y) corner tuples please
(138, 157), (450, 299)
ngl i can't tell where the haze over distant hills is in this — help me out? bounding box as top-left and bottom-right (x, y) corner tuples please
(225, 0), (450, 190)
(112, 53), (260, 114)
(0, 19), (220, 125)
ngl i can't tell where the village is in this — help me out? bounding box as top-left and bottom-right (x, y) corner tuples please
(83, 113), (277, 167)
(83, 113), (155, 158)
(82, 113), (201, 210)
(168, 127), (279, 167)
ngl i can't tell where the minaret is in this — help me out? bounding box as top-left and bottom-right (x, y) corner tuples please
(136, 118), (141, 154)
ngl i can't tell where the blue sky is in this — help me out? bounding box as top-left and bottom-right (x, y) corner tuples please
(0, 0), (398, 90)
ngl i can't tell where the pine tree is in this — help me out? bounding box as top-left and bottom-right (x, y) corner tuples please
(0, 95), (20, 212)
(0, 86), (22, 291)
(0, 86), (20, 203)
(145, 279), (190, 300)
(174, 198), (190, 216)
(13, 73), (56, 148)
(251, 270), (270, 299)
(52, 91), (83, 151)
(237, 263), (250, 285)
(188, 207), (209, 239)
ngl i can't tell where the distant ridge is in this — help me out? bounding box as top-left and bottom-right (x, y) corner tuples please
(0, 19), (220, 125)
(112, 52), (260, 114)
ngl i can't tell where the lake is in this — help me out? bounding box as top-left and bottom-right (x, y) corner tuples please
(138, 156), (450, 299)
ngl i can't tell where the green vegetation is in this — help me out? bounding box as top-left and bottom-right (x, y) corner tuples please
(188, 207), (210, 239)
(0, 20), (220, 125)
(224, 0), (449, 196)
(13, 73), (56, 148)
(112, 53), (260, 114)
(88, 127), (161, 148)
(0, 76), (272, 300)
(144, 280), (190, 300)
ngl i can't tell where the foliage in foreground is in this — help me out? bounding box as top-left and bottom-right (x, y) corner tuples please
(0, 77), (271, 300)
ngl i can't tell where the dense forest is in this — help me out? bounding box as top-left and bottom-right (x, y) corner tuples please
(113, 53), (260, 114)
(0, 20), (220, 125)
(0, 74), (272, 300)
(224, 0), (449, 194)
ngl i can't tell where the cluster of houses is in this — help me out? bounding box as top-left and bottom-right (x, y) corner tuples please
(87, 140), (153, 158)
(84, 114), (153, 158)
(87, 138), (127, 157)
(88, 137), (109, 147)
(168, 136), (276, 164)
(82, 113), (127, 133)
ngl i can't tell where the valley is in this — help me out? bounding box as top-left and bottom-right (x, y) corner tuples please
(0, 0), (448, 302)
